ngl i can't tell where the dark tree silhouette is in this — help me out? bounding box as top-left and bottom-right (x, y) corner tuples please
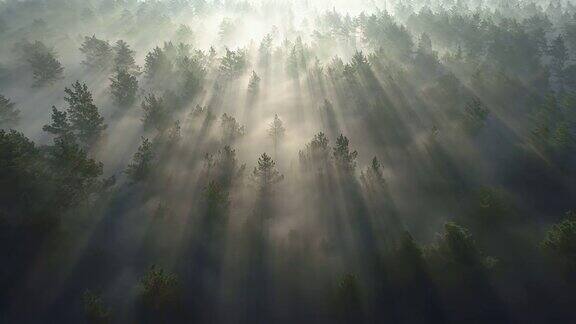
(15, 40), (64, 86)
(248, 71), (261, 95)
(142, 94), (170, 132)
(64, 81), (107, 146)
(80, 35), (114, 71)
(125, 137), (154, 183)
(0, 95), (20, 129)
(333, 134), (358, 173)
(110, 68), (138, 107)
(220, 113), (245, 143)
(267, 114), (285, 157)
(114, 39), (139, 74)
(252, 153), (283, 191)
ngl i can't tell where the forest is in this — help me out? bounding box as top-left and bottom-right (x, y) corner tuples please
(1, 0), (576, 322)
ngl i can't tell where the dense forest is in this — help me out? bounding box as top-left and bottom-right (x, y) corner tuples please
(1, 0), (576, 322)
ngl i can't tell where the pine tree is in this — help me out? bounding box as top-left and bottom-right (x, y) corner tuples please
(142, 93), (170, 131)
(214, 145), (245, 187)
(252, 153), (283, 190)
(219, 48), (247, 78)
(138, 265), (181, 311)
(64, 81), (107, 146)
(110, 68), (138, 107)
(350, 51), (369, 72)
(30, 51), (65, 87)
(47, 136), (104, 207)
(220, 113), (245, 143)
(286, 46), (299, 79)
(437, 222), (483, 266)
(80, 35), (114, 71)
(549, 35), (568, 78)
(542, 212), (576, 269)
(362, 157), (385, 190)
(299, 132), (330, 168)
(333, 134), (358, 172)
(17, 40), (64, 87)
(417, 33), (433, 54)
(267, 114), (285, 157)
(174, 24), (194, 43)
(125, 137), (154, 183)
(463, 97), (489, 133)
(82, 290), (110, 323)
(43, 106), (73, 141)
(258, 33), (273, 68)
(144, 46), (172, 83)
(248, 71), (261, 95)
(113, 40), (139, 74)
(0, 94), (20, 129)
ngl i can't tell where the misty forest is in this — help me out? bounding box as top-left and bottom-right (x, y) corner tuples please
(2, 0), (576, 322)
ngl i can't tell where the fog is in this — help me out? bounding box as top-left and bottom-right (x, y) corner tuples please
(1, 0), (576, 323)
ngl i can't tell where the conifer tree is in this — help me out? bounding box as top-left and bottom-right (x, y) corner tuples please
(80, 35), (114, 71)
(113, 40), (139, 74)
(267, 114), (285, 157)
(125, 137), (154, 183)
(0, 95), (20, 129)
(64, 81), (107, 146)
(110, 68), (138, 107)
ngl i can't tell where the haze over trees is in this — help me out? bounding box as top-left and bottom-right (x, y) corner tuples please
(1, 0), (576, 323)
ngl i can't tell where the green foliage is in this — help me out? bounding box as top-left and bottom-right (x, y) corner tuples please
(430, 222), (496, 269)
(550, 122), (573, 149)
(0, 129), (42, 216)
(220, 113), (245, 143)
(113, 40), (139, 74)
(438, 222), (480, 265)
(247, 71), (261, 95)
(212, 145), (245, 187)
(286, 46), (299, 79)
(549, 35), (568, 76)
(139, 265), (181, 311)
(219, 48), (248, 78)
(0, 94), (20, 129)
(125, 137), (154, 184)
(267, 114), (285, 146)
(142, 94), (170, 132)
(530, 93), (575, 151)
(0, 129), (102, 223)
(258, 34), (273, 68)
(144, 46), (173, 83)
(204, 180), (229, 217)
(333, 134), (358, 172)
(462, 97), (489, 134)
(333, 273), (362, 320)
(474, 187), (514, 224)
(64, 81), (107, 146)
(110, 68), (138, 107)
(82, 290), (110, 324)
(174, 24), (194, 43)
(299, 132), (330, 169)
(15, 40), (64, 87)
(43, 106), (73, 141)
(542, 212), (576, 268)
(218, 18), (235, 43)
(358, 12), (413, 59)
(252, 153), (283, 190)
(361, 157), (385, 190)
(46, 137), (104, 207)
(176, 54), (205, 101)
(80, 35), (114, 71)
(350, 51), (370, 72)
